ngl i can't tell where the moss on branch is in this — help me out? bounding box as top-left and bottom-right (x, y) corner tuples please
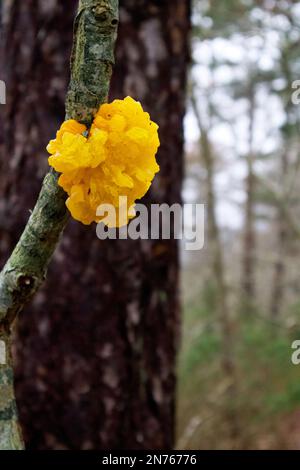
(66, 0), (119, 125)
(0, 331), (23, 450)
(0, 0), (119, 450)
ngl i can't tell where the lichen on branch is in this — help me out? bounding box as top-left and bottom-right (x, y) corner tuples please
(66, 0), (119, 126)
(0, 0), (119, 450)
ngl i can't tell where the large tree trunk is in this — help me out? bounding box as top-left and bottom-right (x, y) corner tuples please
(0, 0), (190, 450)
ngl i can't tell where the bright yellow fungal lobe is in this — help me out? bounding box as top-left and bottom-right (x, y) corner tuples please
(47, 97), (160, 226)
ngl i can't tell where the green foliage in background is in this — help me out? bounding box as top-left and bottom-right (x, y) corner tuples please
(177, 290), (300, 449)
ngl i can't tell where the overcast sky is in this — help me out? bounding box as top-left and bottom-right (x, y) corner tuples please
(183, 4), (300, 231)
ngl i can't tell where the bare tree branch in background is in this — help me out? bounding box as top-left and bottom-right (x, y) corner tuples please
(191, 88), (241, 447)
(241, 81), (256, 312)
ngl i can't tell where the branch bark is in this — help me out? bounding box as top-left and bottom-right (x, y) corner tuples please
(0, 0), (119, 449)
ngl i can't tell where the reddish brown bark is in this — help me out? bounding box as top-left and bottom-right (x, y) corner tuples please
(0, 0), (190, 449)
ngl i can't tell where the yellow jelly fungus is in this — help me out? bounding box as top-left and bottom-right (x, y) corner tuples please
(47, 97), (160, 226)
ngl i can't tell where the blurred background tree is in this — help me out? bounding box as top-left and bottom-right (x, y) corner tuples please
(0, 0), (190, 449)
(177, 0), (300, 450)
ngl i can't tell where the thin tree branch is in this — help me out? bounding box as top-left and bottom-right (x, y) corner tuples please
(0, 0), (119, 450)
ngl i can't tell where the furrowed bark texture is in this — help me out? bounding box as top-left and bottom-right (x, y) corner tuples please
(0, 0), (118, 450)
(1, 0), (190, 450)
